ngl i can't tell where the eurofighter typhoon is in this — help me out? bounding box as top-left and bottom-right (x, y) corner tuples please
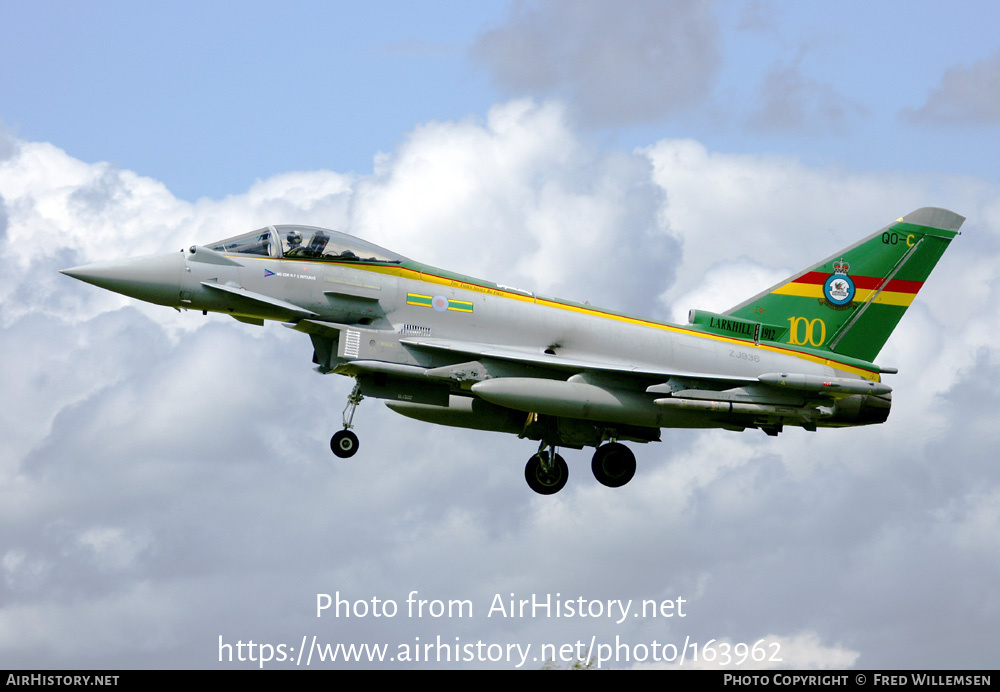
(61, 208), (964, 494)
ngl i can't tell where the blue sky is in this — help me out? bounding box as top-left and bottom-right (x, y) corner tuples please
(3, 1), (998, 200)
(2, 0), (999, 670)
(2, 1), (506, 199)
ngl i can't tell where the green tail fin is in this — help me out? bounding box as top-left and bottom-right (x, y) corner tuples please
(725, 207), (964, 362)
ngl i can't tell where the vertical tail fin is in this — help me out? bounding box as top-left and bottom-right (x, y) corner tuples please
(725, 208), (964, 362)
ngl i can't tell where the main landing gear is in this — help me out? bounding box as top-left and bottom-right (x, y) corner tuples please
(591, 442), (636, 488)
(525, 442), (569, 495)
(331, 381), (363, 458)
(523, 441), (637, 494)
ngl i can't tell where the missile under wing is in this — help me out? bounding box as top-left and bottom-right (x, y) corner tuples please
(61, 208), (965, 494)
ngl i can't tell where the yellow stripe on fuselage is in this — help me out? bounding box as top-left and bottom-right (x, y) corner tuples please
(235, 255), (881, 380)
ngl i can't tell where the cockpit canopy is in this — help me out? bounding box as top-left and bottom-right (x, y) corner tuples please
(207, 225), (407, 264)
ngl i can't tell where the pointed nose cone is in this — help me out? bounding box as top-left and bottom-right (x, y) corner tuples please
(61, 252), (185, 307)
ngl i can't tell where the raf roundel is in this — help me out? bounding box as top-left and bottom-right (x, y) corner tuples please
(432, 295), (449, 312)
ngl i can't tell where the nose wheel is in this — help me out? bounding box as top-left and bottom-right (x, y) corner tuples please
(331, 380), (363, 458)
(331, 429), (359, 458)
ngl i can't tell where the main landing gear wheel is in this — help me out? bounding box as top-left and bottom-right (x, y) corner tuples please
(591, 442), (636, 488)
(525, 450), (569, 495)
(331, 429), (359, 458)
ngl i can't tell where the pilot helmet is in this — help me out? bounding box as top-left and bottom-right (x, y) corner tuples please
(286, 230), (302, 247)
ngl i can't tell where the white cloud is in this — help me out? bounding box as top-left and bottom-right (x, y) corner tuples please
(352, 100), (676, 315)
(666, 259), (786, 323)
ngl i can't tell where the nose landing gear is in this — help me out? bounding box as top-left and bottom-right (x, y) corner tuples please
(331, 380), (363, 458)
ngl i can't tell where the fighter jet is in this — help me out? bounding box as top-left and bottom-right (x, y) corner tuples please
(61, 207), (964, 494)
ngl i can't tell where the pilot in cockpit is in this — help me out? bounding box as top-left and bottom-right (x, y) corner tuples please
(286, 229), (302, 252)
(307, 231), (329, 257)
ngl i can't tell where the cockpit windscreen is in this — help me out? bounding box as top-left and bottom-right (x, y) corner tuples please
(209, 229), (275, 256)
